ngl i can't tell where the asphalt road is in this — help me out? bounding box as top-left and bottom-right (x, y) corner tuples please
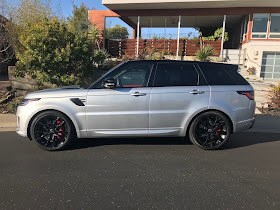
(0, 115), (280, 209)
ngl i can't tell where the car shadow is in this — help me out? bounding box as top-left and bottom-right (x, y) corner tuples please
(67, 132), (280, 151)
(223, 132), (280, 149)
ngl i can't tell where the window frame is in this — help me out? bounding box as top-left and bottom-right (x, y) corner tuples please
(251, 13), (270, 39)
(269, 14), (280, 39)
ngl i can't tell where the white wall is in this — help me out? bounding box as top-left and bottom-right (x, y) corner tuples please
(242, 41), (280, 77)
(223, 49), (244, 65)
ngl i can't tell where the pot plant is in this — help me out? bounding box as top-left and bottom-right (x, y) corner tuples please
(247, 67), (256, 75)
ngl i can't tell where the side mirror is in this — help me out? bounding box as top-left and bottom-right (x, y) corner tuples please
(102, 77), (116, 88)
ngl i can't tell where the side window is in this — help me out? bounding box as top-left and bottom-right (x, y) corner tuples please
(91, 62), (153, 88)
(154, 63), (199, 87)
(198, 63), (241, 85)
(114, 67), (149, 88)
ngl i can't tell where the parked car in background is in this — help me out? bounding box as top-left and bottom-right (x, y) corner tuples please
(16, 60), (255, 151)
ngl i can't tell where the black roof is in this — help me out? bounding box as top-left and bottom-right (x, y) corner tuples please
(126, 60), (238, 67)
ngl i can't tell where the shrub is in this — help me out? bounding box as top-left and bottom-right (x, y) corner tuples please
(266, 83), (280, 109)
(7, 98), (22, 113)
(195, 45), (216, 61)
(14, 17), (108, 87)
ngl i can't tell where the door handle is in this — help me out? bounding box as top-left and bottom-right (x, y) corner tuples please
(131, 92), (146, 97)
(189, 90), (205, 95)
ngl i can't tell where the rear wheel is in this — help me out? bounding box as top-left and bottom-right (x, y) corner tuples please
(189, 111), (231, 150)
(30, 111), (75, 151)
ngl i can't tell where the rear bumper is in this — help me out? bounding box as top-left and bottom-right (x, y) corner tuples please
(234, 116), (255, 133)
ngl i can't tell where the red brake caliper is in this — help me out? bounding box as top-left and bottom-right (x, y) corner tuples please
(57, 121), (62, 138)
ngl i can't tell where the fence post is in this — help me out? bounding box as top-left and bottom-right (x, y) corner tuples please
(119, 40), (122, 58)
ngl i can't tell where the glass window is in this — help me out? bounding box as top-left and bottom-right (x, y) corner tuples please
(262, 59), (274, 65)
(261, 66), (274, 73)
(198, 63), (248, 85)
(274, 66), (280, 73)
(263, 52), (275, 59)
(90, 62), (153, 88)
(269, 14), (280, 39)
(252, 14), (269, 39)
(273, 73), (280, 78)
(154, 63), (199, 87)
(260, 72), (273, 78)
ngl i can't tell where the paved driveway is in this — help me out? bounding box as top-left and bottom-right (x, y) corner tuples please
(0, 115), (280, 209)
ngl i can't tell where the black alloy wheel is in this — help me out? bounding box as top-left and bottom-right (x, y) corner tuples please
(189, 111), (231, 150)
(30, 111), (75, 151)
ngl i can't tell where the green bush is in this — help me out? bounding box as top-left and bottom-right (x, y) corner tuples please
(195, 45), (216, 61)
(14, 17), (108, 87)
(203, 28), (229, 42)
(267, 83), (280, 108)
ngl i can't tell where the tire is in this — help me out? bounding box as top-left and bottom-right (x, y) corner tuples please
(189, 111), (232, 150)
(30, 110), (75, 151)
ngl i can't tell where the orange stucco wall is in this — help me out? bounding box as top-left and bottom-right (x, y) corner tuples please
(88, 10), (120, 35)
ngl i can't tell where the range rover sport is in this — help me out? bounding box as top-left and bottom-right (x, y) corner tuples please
(16, 60), (255, 151)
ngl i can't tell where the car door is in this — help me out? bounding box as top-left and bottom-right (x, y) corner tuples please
(86, 61), (153, 137)
(149, 62), (210, 136)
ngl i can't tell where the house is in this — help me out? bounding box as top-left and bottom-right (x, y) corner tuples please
(89, 0), (280, 79)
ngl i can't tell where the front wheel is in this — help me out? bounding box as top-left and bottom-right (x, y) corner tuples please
(30, 111), (75, 151)
(189, 111), (232, 150)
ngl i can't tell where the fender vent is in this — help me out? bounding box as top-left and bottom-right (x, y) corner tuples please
(70, 98), (85, 106)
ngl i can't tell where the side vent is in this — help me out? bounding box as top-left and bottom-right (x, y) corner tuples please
(70, 98), (85, 106)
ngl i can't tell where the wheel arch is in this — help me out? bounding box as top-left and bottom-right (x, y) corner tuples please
(27, 109), (78, 140)
(185, 109), (234, 137)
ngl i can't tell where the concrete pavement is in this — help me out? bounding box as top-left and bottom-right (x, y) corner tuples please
(0, 114), (17, 131)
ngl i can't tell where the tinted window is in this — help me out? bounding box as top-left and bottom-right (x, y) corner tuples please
(198, 63), (249, 85)
(91, 62), (153, 88)
(154, 63), (199, 87)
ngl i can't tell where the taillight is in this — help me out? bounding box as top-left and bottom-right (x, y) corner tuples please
(237, 91), (254, 100)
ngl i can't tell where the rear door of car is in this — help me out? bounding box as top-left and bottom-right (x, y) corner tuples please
(149, 62), (210, 136)
(197, 63), (255, 126)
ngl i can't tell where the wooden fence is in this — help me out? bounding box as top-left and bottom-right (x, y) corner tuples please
(105, 39), (221, 59)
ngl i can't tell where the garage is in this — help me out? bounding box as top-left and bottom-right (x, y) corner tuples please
(261, 52), (280, 79)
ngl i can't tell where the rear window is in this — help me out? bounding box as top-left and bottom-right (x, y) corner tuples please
(198, 63), (249, 85)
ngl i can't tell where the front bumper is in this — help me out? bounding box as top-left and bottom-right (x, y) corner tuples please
(16, 106), (32, 138)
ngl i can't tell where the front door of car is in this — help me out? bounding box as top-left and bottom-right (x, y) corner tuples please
(149, 62), (210, 136)
(86, 62), (153, 137)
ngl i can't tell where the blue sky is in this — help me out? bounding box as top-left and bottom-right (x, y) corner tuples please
(11, 0), (198, 38)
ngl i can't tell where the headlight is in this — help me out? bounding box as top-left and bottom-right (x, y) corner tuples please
(19, 98), (41, 106)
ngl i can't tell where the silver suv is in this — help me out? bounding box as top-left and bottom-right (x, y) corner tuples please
(17, 60), (255, 151)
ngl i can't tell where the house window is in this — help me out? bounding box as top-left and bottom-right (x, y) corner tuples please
(251, 14), (269, 39)
(269, 14), (280, 39)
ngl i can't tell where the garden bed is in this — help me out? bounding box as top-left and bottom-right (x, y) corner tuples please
(257, 107), (280, 116)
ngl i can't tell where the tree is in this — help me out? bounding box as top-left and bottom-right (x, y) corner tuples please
(105, 24), (129, 39)
(14, 17), (107, 86)
(0, 15), (15, 64)
(202, 27), (229, 42)
(67, 3), (89, 34)
(0, 0), (15, 64)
